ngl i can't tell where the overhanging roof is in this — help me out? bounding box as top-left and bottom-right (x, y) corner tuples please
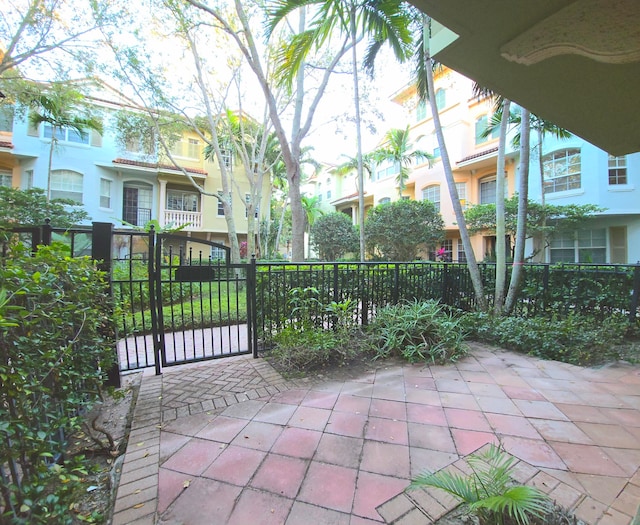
(408, 0), (640, 155)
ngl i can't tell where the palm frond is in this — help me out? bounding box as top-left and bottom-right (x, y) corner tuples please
(471, 486), (550, 525)
(409, 470), (480, 504)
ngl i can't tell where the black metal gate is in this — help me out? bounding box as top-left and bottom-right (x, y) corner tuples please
(113, 227), (257, 374)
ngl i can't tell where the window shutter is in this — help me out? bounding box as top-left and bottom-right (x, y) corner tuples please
(27, 115), (39, 137)
(91, 129), (103, 147)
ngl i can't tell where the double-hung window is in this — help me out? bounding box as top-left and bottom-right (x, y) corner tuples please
(44, 124), (90, 145)
(549, 229), (606, 263)
(608, 155), (627, 185)
(422, 185), (440, 211)
(100, 178), (112, 208)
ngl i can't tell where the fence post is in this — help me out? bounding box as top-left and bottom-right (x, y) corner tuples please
(91, 222), (121, 389)
(41, 219), (52, 246)
(630, 264), (640, 322)
(543, 264), (550, 312)
(248, 255), (259, 358)
(147, 226), (163, 376)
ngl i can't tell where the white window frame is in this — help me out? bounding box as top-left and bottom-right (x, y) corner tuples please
(167, 189), (199, 212)
(543, 148), (581, 194)
(0, 170), (12, 188)
(422, 184), (440, 211)
(374, 160), (400, 181)
(217, 191), (225, 217)
(51, 170), (83, 204)
(456, 239), (467, 262)
(186, 138), (200, 159)
(479, 176), (496, 205)
(608, 155), (627, 185)
(100, 178), (112, 209)
(43, 124), (90, 145)
(549, 229), (606, 263)
(23, 169), (33, 189)
(455, 182), (467, 209)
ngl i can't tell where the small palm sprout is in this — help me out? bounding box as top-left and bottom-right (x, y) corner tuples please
(409, 444), (550, 525)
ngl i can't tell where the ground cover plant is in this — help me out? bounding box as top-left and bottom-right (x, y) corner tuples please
(269, 287), (366, 372)
(0, 243), (117, 524)
(462, 311), (638, 366)
(269, 293), (469, 374)
(365, 300), (468, 363)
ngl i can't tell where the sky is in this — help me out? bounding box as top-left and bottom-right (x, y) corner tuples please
(4, 0), (415, 166)
(308, 53), (413, 163)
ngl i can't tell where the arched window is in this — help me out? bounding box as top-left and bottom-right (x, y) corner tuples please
(51, 169), (83, 204)
(542, 148), (581, 194)
(379, 197), (391, 205)
(422, 185), (440, 211)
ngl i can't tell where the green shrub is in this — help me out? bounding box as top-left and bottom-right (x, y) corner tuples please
(268, 288), (362, 373)
(0, 243), (114, 524)
(462, 311), (630, 365)
(366, 300), (468, 363)
(270, 326), (355, 372)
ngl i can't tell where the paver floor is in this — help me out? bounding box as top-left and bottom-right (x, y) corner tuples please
(113, 344), (640, 525)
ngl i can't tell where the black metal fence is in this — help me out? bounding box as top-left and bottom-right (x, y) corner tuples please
(254, 261), (640, 349)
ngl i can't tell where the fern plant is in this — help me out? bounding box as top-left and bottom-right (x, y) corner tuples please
(409, 444), (550, 525)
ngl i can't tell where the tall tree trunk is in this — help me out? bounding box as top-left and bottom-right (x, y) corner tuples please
(351, 13), (366, 262)
(504, 108), (531, 314)
(493, 99), (511, 314)
(424, 19), (487, 310)
(274, 197), (288, 258)
(288, 175), (305, 260)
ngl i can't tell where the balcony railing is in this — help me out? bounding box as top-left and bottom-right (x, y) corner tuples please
(163, 210), (202, 230)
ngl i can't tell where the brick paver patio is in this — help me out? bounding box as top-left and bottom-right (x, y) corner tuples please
(112, 344), (640, 524)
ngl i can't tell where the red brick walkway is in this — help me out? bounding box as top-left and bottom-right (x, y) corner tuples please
(112, 345), (640, 524)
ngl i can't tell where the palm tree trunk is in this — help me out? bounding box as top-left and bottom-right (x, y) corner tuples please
(351, 12), (366, 262)
(424, 18), (487, 310)
(493, 99), (511, 314)
(504, 108), (531, 314)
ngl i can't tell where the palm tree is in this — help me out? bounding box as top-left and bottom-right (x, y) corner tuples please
(28, 85), (103, 202)
(372, 125), (432, 196)
(483, 105), (571, 314)
(268, 0), (413, 261)
(413, 15), (487, 310)
(473, 85), (512, 314)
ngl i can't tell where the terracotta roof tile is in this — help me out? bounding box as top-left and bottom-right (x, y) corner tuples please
(0, 140), (14, 149)
(457, 147), (498, 164)
(113, 157), (207, 175)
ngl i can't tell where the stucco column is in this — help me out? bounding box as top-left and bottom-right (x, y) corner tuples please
(158, 180), (167, 227)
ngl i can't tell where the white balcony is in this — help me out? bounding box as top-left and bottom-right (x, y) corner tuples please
(163, 210), (202, 230)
